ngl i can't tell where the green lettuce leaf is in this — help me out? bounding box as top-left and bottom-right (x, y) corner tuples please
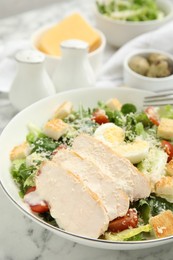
(104, 224), (152, 241)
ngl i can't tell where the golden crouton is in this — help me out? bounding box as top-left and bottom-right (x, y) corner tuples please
(54, 101), (73, 119)
(155, 176), (173, 197)
(106, 98), (122, 111)
(10, 141), (30, 161)
(157, 118), (173, 140)
(43, 118), (69, 140)
(149, 210), (173, 238)
(166, 159), (173, 176)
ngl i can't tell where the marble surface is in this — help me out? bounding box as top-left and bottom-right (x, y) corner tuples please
(0, 0), (59, 19)
(1, 0), (173, 259)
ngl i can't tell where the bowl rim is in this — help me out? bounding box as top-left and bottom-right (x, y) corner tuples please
(1, 86), (173, 249)
(31, 16), (106, 60)
(95, 0), (173, 26)
(1, 180), (173, 248)
(124, 48), (173, 82)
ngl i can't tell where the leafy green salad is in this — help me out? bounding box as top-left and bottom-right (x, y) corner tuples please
(96, 0), (165, 21)
(10, 98), (173, 241)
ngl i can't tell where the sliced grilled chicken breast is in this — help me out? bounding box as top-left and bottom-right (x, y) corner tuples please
(72, 134), (151, 201)
(36, 161), (109, 238)
(53, 149), (129, 220)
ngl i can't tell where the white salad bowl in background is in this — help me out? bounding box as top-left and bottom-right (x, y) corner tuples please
(95, 0), (173, 47)
(31, 25), (106, 78)
(123, 49), (173, 91)
(2, 86), (173, 250)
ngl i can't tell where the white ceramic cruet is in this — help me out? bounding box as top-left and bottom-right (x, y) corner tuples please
(9, 49), (55, 111)
(52, 39), (96, 92)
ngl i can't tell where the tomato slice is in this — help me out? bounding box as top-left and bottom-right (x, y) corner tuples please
(92, 109), (109, 124)
(25, 186), (49, 213)
(108, 208), (138, 233)
(29, 204), (49, 213)
(161, 140), (173, 162)
(145, 106), (160, 126)
(25, 186), (36, 194)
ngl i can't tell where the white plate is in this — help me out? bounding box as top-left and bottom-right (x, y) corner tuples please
(1, 86), (173, 250)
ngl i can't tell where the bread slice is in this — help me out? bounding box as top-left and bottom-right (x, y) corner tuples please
(72, 134), (151, 201)
(36, 161), (109, 238)
(53, 149), (129, 221)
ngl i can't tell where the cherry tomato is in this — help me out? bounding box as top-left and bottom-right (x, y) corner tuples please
(108, 208), (138, 233)
(161, 140), (173, 162)
(145, 106), (160, 126)
(25, 186), (49, 213)
(92, 109), (109, 124)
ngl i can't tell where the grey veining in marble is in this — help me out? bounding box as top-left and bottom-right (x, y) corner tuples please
(1, 0), (173, 259)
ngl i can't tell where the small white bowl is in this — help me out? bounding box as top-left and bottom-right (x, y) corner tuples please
(123, 49), (173, 91)
(95, 0), (173, 47)
(31, 24), (106, 77)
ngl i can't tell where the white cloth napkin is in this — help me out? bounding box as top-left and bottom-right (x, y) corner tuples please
(1, 20), (173, 92)
(96, 20), (173, 88)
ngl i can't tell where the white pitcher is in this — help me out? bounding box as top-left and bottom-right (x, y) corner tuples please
(52, 40), (96, 92)
(9, 49), (55, 111)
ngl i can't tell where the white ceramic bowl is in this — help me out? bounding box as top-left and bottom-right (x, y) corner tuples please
(2, 86), (173, 250)
(31, 25), (106, 77)
(123, 49), (173, 91)
(95, 0), (173, 47)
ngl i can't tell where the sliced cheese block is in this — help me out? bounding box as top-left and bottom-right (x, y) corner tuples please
(72, 134), (151, 201)
(36, 161), (109, 238)
(52, 149), (129, 221)
(38, 13), (101, 56)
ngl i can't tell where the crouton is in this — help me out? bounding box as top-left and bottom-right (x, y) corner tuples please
(43, 118), (69, 140)
(10, 141), (30, 161)
(166, 159), (173, 176)
(106, 98), (122, 111)
(54, 101), (73, 119)
(155, 176), (173, 202)
(157, 118), (173, 140)
(149, 210), (173, 238)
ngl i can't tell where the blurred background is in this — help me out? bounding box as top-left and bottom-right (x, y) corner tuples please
(0, 0), (62, 18)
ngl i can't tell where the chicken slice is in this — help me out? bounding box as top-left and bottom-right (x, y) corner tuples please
(36, 161), (109, 238)
(53, 149), (129, 221)
(72, 134), (151, 201)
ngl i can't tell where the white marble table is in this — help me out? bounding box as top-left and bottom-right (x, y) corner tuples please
(1, 1), (173, 259)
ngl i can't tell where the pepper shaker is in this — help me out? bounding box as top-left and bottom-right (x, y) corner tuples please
(52, 40), (95, 92)
(9, 49), (55, 111)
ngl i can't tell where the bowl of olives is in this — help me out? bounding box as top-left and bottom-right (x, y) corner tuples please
(123, 49), (173, 91)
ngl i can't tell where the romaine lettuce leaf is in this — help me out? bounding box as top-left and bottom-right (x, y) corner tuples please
(104, 224), (151, 241)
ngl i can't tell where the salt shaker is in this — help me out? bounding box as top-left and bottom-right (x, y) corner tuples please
(9, 49), (55, 111)
(52, 40), (95, 92)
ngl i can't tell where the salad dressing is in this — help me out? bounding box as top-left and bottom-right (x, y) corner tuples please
(24, 189), (46, 206)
